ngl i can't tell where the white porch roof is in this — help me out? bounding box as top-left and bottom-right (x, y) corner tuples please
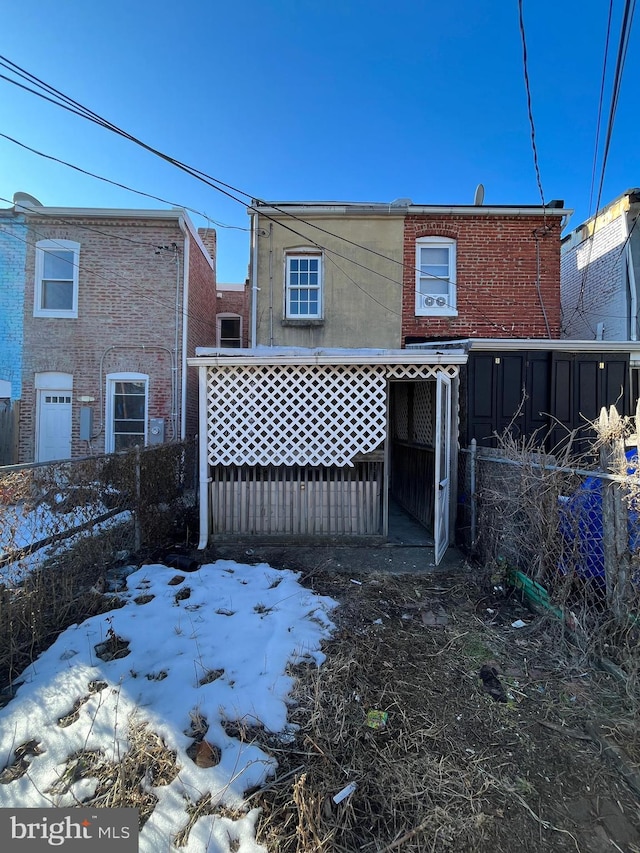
(189, 345), (468, 366)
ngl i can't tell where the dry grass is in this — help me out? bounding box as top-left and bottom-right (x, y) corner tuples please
(246, 569), (640, 853)
(48, 717), (179, 826)
(3, 562), (640, 851)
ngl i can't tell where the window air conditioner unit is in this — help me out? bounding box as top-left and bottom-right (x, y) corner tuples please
(421, 295), (447, 308)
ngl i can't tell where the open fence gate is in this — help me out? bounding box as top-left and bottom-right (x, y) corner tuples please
(434, 372), (452, 565)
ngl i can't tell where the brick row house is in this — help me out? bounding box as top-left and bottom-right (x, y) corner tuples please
(189, 198), (590, 560)
(0, 195), (222, 464)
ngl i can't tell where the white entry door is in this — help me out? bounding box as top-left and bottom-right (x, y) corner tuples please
(434, 372), (452, 565)
(37, 390), (72, 461)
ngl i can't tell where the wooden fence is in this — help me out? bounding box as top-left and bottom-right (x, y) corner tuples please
(390, 441), (435, 531)
(0, 400), (19, 465)
(210, 460), (383, 537)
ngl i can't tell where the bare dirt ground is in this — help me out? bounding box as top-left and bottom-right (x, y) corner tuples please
(210, 542), (640, 853)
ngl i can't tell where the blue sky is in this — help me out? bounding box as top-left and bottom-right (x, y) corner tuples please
(1, 1), (638, 282)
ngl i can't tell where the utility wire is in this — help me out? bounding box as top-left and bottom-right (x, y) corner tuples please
(0, 225), (217, 337)
(517, 0), (546, 209)
(566, 0), (637, 333)
(587, 0), (614, 218)
(0, 53), (559, 291)
(0, 132), (249, 231)
(0, 53), (564, 330)
(0, 194), (198, 250)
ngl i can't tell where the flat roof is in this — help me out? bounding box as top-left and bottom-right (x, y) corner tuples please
(408, 338), (640, 354)
(251, 201), (572, 217)
(189, 345), (468, 367)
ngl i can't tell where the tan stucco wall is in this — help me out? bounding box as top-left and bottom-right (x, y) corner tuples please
(253, 214), (404, 348)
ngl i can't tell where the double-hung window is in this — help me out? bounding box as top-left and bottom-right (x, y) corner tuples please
(285, 252), (322, 319)
(415, 237), (457, 317)
(34, 240), (80, 318)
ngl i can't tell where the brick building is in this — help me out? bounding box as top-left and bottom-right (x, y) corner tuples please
(13, 200), (217, 463)
(245, 200), (569, 350)
(402, 207), (565, 344)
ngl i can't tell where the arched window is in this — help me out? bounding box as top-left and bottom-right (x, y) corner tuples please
(217, 314), (242, 348)
(415, 237), (457, 317)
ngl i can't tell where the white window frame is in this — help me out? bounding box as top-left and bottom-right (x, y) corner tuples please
(34, 239), (80, 318)
(415, 237), (457, 317)
(216, 313), (243, 348)
(105, 372), (148, 453)
(285, 250), (323, 319)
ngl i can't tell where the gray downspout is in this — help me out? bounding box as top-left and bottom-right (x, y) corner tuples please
(250, 210), (258, 347)
(178, 216), (190, 439)
(622, 213), (638, 341)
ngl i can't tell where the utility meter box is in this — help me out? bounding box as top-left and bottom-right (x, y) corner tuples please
(149, 418), (165, 445)
(79, 406), (93, 441)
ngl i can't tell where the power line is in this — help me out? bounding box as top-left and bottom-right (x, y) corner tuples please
(0, 53), (559, 293)
(0, 194), (187, 250)
(0, 132), (250, 231)
(0, 53), (565, 334)
(566, 0), (637, 330)
(587, 0), (614, 218)
(0, 225), (217, 338)
(517, 0), (546, 209)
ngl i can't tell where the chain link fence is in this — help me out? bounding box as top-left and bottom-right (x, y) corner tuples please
(461, 415), (640, 689)
(0, 441), (197, 692)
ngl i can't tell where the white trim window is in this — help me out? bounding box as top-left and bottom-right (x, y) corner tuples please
(34, 240), (80, 318)
(217, 314), (242, 348)
(285, 252), (323, 319)
(106, 372), (148, 453)
(415, 237), (457, 317)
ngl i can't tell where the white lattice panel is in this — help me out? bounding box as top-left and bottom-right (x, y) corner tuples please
(206, 364), (388, 467)
(413, 382), (434, 444)
(388, 364), (459, 380)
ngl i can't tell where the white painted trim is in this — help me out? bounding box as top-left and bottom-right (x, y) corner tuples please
(34, 239), (80, 319)
(415, 236), (457, 317)
(252, 203), (572, 218)
(216, 283), (246, 291)
(407, 338), (640, 353)
(284, 250), (323, 319)
(189, 349), (468, 366)
(105, 372), (149, 453)
(35, 371), (73, 390)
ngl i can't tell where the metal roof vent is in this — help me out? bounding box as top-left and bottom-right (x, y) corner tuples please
(13, 191), (43, 209)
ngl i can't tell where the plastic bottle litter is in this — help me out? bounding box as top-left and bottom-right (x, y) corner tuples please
(333, 782), (357, 804)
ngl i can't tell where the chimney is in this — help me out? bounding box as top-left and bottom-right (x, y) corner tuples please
(198, 227), (217, 262)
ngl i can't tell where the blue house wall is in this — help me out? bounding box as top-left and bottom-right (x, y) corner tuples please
(0, 211), (27, 400)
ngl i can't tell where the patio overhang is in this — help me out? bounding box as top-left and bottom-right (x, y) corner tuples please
(188, 347), (467, 548)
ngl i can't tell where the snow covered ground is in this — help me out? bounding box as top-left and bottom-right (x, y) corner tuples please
(0, 559), (336, 852)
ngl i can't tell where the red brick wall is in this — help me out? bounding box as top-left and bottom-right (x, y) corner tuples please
(185, 229), (216, 440)
(216, 286), (250, 347)
(402, 214), (562, 342)
(19, 215), (215, 462)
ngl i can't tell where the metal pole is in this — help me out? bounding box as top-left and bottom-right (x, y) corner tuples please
(470, 439), (477, 550)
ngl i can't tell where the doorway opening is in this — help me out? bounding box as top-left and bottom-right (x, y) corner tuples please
(386, 374), (453, 562)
